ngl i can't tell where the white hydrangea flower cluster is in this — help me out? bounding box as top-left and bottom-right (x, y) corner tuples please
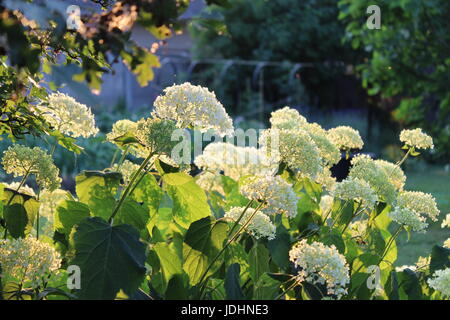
(390, 190), (439, 233)
(224, 206), (276, 240)
(396, 191), (440, 221)
(111, 160), (140, 185)
(260, 128), (322, 179)
(327, 126), (364, 151)
(349, 154), (397, 204)
(400, 128), (434, 150)
(0, 238), (61, 288)
(41, 92), (98, 138)
(135, 117), (179, 156)
(239, 175), (298, 217)
(106, 119), (138, 144)
(1, 145), (61, 191)
(307, 123), (341, 167)
(315, 167), (337, 191)
(194, 142), (278, 182)
(428, 268), (450, 297)
(389, 207), (428, 232)
(289, 240), (350, 299)
(441, 213), (450, 228)
(195, 171), (225, 195)
(269, 106), (307, 130)
(152, 82), (234, 137)
(262, 107), (341, 180)
(332, 177), (378, 208)
(2, 182), (36, 197)
(374, 159), (407, 190)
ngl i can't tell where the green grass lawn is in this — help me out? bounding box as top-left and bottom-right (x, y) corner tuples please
(395, 165), (450, 266)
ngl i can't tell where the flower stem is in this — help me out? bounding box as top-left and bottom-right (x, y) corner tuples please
(198, 201), (264, 295)
(108, 152), (154, 223)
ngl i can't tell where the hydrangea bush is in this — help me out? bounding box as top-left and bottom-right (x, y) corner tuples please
(0, 83), (449, 300)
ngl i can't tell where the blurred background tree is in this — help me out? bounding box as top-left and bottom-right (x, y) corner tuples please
(189, 0), (366, 116)
(339, 0), (450, 163)
(0, 0), (228, 140)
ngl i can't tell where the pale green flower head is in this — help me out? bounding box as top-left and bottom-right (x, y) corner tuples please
(239, 175), (298, 218)
(136, 117), (178, 156)
(106, 119), (138, 143)
(375, 159), (406, 190)
(389, 206), (428, 232)
(224, 206), (276, 240)
(349, 154), (397, 204)
(307, 123), (341, 167)
(289, 240), (350, 299)
(260, 128), (322, 179)
(428, 268), (450, 297)
(400, 128), (434, 150)
(1, 145), (61, 191)
(41, 92), (99, 138)
(269, 106), (307, 130)
(195, 171), (225, 195)
(0, 238), (61, 289)
(397, 190), (440, 221)
(332, 177), (378, 208)
(327, 126), (364, 151)
(315, 167), (337, 191)
(194, 142), (278, 182)
(152, 82), (234, 137)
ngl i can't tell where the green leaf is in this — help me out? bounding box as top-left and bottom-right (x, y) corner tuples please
(4, 204), (28, 238)
(167, 177), (211, 228)
(320, 229), (346, 254)
(430, 245), (450, 273)
(155, 158), (179, 174)
(131, 174), (163, 213)
(166, 275), (189, 299)
(183, 217), (228, 285)
(70, 217), (146, 300)
(153, 242), (184, 289)
(163, 172), (193, 186)
(248, 243), (270, 283)
(267, 224), (291, 269)
(75, 171), (121, 220)
(398, 269), (422, 299)
(115, 200), (149, 233)
(224, 263), (244, 300)
(54, 200), (90, 235)
(254, 273), (280, 300)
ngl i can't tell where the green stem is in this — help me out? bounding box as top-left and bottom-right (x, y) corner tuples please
(110, 149), (119, 167)
(108, 152), (154, 223)
(379, 225), (402, 263)
(198, 201), (264, 294)
(227, 199), (254, 238)
(396, 148), (412, 167)
(275, 278), (299, 300)
(329, 199), (350, 230)
(127, 159), (156, 198)
(116, 146), (130, 171)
